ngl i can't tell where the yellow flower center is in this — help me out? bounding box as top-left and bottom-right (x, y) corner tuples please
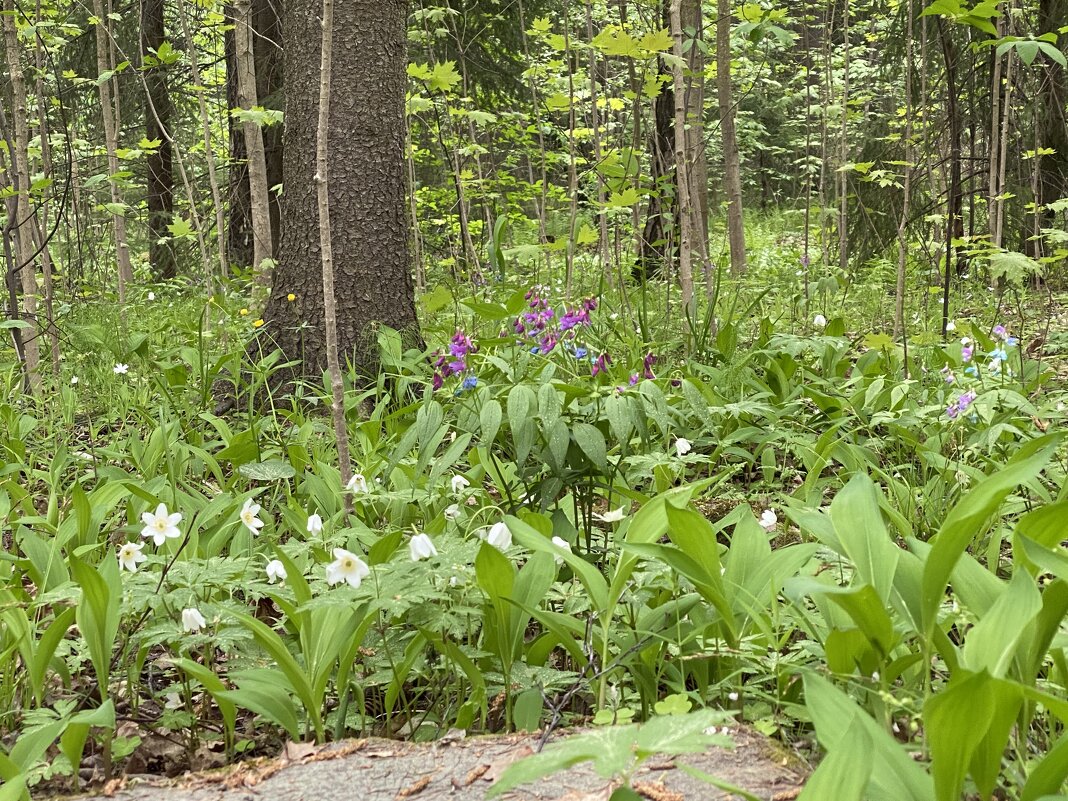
(155, 519), (167, 531)
(342, 558), (354, 570)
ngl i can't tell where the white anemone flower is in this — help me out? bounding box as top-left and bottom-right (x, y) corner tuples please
(813, 314), (827, 328)
(594, 506), (626, 524)
(265, 559), (287, 584)
(70, 375), (79, 385)
(945, 321), (956, 332)
(147, 291), (156, 301)
(674, 438), (692, 458)
(759, 509), (778, 531)
(306, 513), (323, 536)
(551, 536), (572, 565)
(118, 541), (147, 572)
(451, 475), (471, 494)
(326, 548), (370, 588)
(486, 522), (512, 551)
(182, 608), (207, 633)
(141, 503), (183, 546)
(113, 363), (129, 375)
(444, 504), (461, 521)
(346, 473), (369, 494)
(409, 533), (438, 561)
(239, 498), (264, 535)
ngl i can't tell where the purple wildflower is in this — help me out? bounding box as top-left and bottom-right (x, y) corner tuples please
(642, 353), (657, 380)
(591, 353), (611, 377)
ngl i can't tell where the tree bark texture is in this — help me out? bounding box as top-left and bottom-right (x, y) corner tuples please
(716, 0), (746, 275)
(234, 0), (275, 306)
(141, 0), (177, 280)
(1038, 0), (1068, 214)
(92, 0), (134, 302)
(257, 0), (420, 380)
(2, 0), (42, 391)
(225, 0), (283, 270)
(636, 0), (676, 281)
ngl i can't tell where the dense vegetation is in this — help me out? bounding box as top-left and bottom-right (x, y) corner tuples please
(1, 1), (1067, 799)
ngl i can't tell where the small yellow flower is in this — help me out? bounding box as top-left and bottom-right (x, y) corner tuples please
(253, 319), (264, 328)
(239, 308), (249, 316)
(287, 293), (296, 302)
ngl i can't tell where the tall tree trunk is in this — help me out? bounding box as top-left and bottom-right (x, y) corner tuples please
(35, 0), (61, 378)
(234, 0), (275, 306)
(91, 0), (134, 302)
(2, 0), (42, 391)
(894, 0), (914, 343)
(717, 0), (746, 275)
(314, 0), (354, 505)
(141, 0), (177, 280)
(178, 0), (229, 280)
(255, 0), (419, 382)
(837, 0), (850, 274)
(226, 0), (283, 271)
(938, 17), (963, 337)
(636, 0), (676, 281)
(1037, 0), (1068, 219)
(670, 0), (695, 325)
(987, 12), (1004, 241)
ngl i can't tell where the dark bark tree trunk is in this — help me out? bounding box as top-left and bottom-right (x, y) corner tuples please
(635, 0), (676, 281)
(1038, 0), (1068, 217)
(141, 0), (177, 280)
(225, 0), (283, 270)
(256, 0), (419, 380)
(938, 17), (963, 337)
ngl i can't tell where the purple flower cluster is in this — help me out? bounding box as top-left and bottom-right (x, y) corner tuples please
(627, 353), (657, 386)
(513, 288), (606, 374)
(432, 329), (477, 390)
(946, 390), (977, 419)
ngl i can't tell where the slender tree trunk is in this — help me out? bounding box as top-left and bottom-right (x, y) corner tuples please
(234, 0), (275, 306)
(838, 0), (850, 274)
(226, 0), (283, 270)
(938, 17), (962, 337)
(250, 0), (420, 385)
(141, 0), (177, 280)
(994, 43), (1015, 249)
(586, 0), (612, 283)
(1038, 0), (1068, 221)
(91, 0), (134, 303)
(178, 0), (229, 280)
(314, 0), (354, 507)
(2, 0), (41, 390)
(716, 0), (746, 275)
(670, 0), (695, 325)
(636, 7), (676, 282)
(894, 0), (914, 343)
(987, 12), (1004, 241)
(564, 2), (580, 299)
(34, 3), (61, 377)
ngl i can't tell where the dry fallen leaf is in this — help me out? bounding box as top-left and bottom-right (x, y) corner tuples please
(395, 774), (433, 798)
(483, 744), (534, 782)
(771, 788), (803, 801)
(283, 740), (324, 763)
(633, 780), (683, 801)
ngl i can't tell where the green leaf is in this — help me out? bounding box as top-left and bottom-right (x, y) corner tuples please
(921, 433), (1061, 634)
(238, 459), (296, 482)
(798, 717), (872, 801)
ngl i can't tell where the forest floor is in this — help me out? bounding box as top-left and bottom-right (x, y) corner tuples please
(65, 727), (805, 801)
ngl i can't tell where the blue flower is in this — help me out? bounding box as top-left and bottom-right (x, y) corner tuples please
(574, 347), (588, 359)
(461, 375), (478, 390)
